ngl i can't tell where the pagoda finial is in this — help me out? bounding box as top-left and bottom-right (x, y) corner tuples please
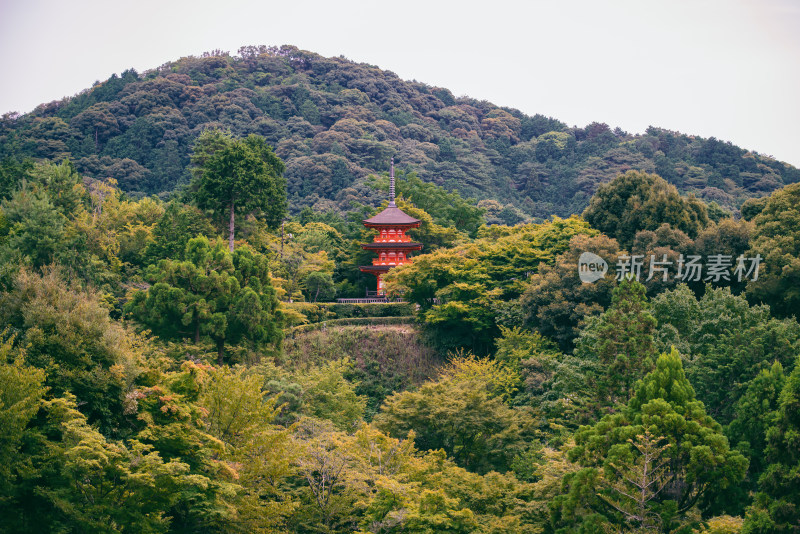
(389, 158), (396, 207)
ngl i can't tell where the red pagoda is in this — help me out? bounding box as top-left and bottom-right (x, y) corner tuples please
(359, 160), (422, 295)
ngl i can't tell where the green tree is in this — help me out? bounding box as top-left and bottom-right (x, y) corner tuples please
(30, 160), (89, 216)
(0, 156), (33, 201)
(705, 201), (732, 223)
(290, 418), (368, 531)
(572, 279), (658, 410)
(0, 184), (66, 269)
(740, 197), (768, 221)
(131, 361), (243, 532)
(126, 236), (282, 364)
(401, 490), (479, 533)
(556, 349), (748, 531)
(191, 130), (286, 252)
(726, 361), (786, 497)
(596, 430), (672, 533)
(700, 516), (745, 534)
(494, 325), (559, 379)
(520, 233), (620, 351)
(692, 217), (752, 292)
(0, 268), (139, 436)
(742, 354), (800, 533)
(358, 430), (540, 532)
(374, 355), (534, 474)
(68, 179), (163, 274)
(0, 341), (46, 504)
(0, 355), (239, 534)
(198, 366), (298, 531)
(526, 281), (659, 433)
(0, 392), (181, 534)
(33, 396), (197, 534)
(745, 182), (800, 318)
(143, 201), (216, 263)
(652, 284), (800, 424)
(630, 222), (695, 296)
(297, 358), (367, 431)
(583, 170), (709, 249)
(303, 270), (336, 302)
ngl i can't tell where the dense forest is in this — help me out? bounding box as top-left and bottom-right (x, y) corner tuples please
(1, 45), (800, 534)
(1, 45), (798, 220)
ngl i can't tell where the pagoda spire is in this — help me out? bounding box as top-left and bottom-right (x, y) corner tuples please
(389, 158), (396, 207)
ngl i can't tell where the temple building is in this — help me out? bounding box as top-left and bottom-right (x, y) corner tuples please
(359, 160), (422, 296)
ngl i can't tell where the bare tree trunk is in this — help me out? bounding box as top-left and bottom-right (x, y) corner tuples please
(194, 322), (200, 344)
(216, 338), (225, 366)
(228, 199), (235, 252)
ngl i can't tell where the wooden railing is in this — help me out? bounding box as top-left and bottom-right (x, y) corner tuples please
(336, 298), (394, 303)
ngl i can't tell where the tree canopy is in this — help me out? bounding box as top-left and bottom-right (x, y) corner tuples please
(582, 170), (710, 249)
(126, 236), (283, 364)
(2, 43), (800, 534)
(2, 46), (795, 219)
(190, 130), (286, 251)
(557, 349), (748, 532)
(746, 182), (800, 318)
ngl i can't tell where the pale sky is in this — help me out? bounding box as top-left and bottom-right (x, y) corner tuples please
(1, 0), (799, 167)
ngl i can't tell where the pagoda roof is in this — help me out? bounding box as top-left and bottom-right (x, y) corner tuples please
(362, 242), (422, 251)
(363, 203), (421, 226)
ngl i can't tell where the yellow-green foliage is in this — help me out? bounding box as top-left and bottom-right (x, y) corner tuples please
(494, 326), (559, 371)
(374, 354), (536, 474)
(0, 337), (46, 495)
(441, 350), (521, 402)
(746, 182), (800, 318)
(698, 515), (744, 534)
(73, 179), (164, 269)
(1, 268), (145, 434)
(280, 301), (332, 326)
(538, 130), (573, 150)
(199, 366), (281, 448)
(296, 358), (367, 431)
(386, 215), (596, 352)
(387, 215), (596, 300)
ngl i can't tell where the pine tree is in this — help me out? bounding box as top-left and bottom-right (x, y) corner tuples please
(126, 236), (282, 364)
(573, 278), (658, 410)
(743, 354), (800, 533)
(599, 430), (671, 533)
(555, 349), (748, 532)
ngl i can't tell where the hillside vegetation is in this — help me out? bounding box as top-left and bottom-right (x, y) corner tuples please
(2, 45), (797, 219)
(1, 45), (800, 534)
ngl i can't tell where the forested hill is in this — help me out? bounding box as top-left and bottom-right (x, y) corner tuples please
(1, 44), (797, 218)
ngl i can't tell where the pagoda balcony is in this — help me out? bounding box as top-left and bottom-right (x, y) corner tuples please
(372, 234), (413, 243)
(371, 258), (412, 266)
(362, 241), (422, 251)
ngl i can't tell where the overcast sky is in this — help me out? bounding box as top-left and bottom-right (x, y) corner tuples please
(2, 0), (799, 166)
